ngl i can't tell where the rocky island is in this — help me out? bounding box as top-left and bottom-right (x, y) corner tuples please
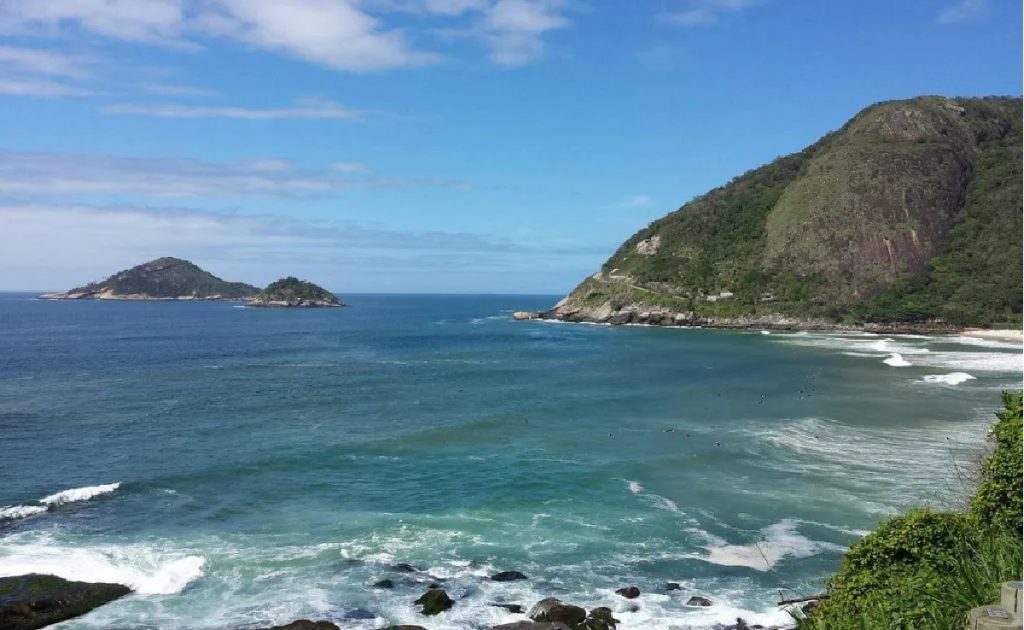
(532, 96), (1022, 332)
(248, 277), (344, 308)
(39, 257), (259, 301)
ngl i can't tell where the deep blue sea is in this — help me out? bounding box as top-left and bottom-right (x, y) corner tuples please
(0, 293), (1021, 629)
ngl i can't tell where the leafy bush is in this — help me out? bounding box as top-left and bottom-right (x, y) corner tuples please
(801, 392), (1024, 630)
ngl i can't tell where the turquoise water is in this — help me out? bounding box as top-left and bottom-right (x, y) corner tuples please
(0, 293), (1020, 629)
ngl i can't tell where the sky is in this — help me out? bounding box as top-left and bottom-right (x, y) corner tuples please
(0, 0), (1020, 294)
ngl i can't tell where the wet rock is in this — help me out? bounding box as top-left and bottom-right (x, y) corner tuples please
(492, 623), (571, 630)
(663, 582), (681, 591)
(0, 573), (132, 630)
(528, 598), (586, 626)
(577, 606), (619, 630)
(256, 621), (339, 630)
(615, 586), (640, 599)
(491, 603), (525, 614)
(414, 588), (454, 616)
(392, 563), (419, 573)
(686, 596), (713, 607)
(491, 571), (529, 582)
(373, 578), (394, 589)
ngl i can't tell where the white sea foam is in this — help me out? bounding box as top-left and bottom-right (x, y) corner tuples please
(39, 482), (121, 506)
(883, 353), (911, 367)
(627, 480), (643, 494)
(0, 505), (46, 521)
(0, 533), (205, 595)
(701, 520), (845, 570)
(760, 330), (771, 335)
(922, 372), (977, 385)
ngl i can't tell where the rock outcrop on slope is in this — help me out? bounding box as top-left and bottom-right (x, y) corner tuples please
(543, 96), (1022, 329)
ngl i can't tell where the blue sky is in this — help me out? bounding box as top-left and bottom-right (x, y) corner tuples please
(0, 0), (1020, 293)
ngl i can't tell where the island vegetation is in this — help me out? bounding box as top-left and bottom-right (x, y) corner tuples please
(39, 257), (259, 301)
(248, 277), (343, 308)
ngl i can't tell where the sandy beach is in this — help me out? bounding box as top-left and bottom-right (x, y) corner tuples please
(962, 328), (1024, 343)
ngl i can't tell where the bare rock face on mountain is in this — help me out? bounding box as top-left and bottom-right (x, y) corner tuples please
(543, 96), (1022, 328)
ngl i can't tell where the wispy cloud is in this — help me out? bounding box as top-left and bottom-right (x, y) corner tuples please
(100, 98), (365, 120)
(0, 45), (96, 96)
(140, 82), (219, 97)
(658, 0), (762, 27)
(0, 203), (603, 292)
(938, 0), (987, 23)
(609, 194), (652, 209)
(0, 151), (467, 198)
(0, 1), (572, 74)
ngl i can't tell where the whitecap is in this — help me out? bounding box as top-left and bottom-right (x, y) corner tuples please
(40, 482), (121, 506)
(0, 505), (47, 521)
(922, 372), (977, 386)
(627, 481), (643, 494)
(883, 353), (911, 367)
(701, 520), (845, 570)
(0, 534), (205, 595)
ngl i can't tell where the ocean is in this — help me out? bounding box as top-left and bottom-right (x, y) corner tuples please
(0, 293), (1020, 629)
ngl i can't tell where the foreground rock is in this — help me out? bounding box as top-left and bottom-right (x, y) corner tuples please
(528, 598), (586, 626)
(39, 257), (259, 301)
(0, 573), (131, 630)
(686, 596), (713, 607)
(248, 277), (344, 308)
(414, 588), (454, 615)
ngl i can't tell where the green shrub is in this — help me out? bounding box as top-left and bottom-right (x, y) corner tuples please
(802, 392), (1024, 630)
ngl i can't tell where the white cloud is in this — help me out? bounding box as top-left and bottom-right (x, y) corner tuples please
(938, 0), (987, 23)
(659, 0), (762, 27)
(481, 0), (569, 66)
(140, 82), (219, 97)
(332, 161), (371, 172)
(0, 75), (93, 96)
(0, 151), (467, 198)
(0, 0), (439, 72)
(0, 1), (572, 74)
(0, 45), (96, 96)
(100, 98), (364, 120)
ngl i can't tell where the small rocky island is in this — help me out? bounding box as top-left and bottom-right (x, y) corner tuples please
(248, 277), (344, 308)
(39, 257), (259, 301)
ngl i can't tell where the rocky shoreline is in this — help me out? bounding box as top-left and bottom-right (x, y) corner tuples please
(514, 302), (964, 335)
(0, 571), (792, 630)
(38, 290), (251, 301)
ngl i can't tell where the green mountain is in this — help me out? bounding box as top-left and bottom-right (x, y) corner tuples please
(40, 257), (259, 300)
(547, 96), (1022, 329)
(249, 277), (343, 307)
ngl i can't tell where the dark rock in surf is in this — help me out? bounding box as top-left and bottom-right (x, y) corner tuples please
(414, 588), (453, 615)
(578, 606), (619, 630)
(527, 598), (586, 626)
(615, 586), (640, 599)
(392, 563), (419, 573)
(491, 571), (529, 582)
(686, 595), (713, 607)
(491, 603), (525, 614)
(663, 582), (681, 591)
(0, 573), (131, 630)
(372, 578), (394, 589)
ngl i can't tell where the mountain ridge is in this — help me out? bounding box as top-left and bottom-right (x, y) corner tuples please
(542, 95), (1022, 330)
